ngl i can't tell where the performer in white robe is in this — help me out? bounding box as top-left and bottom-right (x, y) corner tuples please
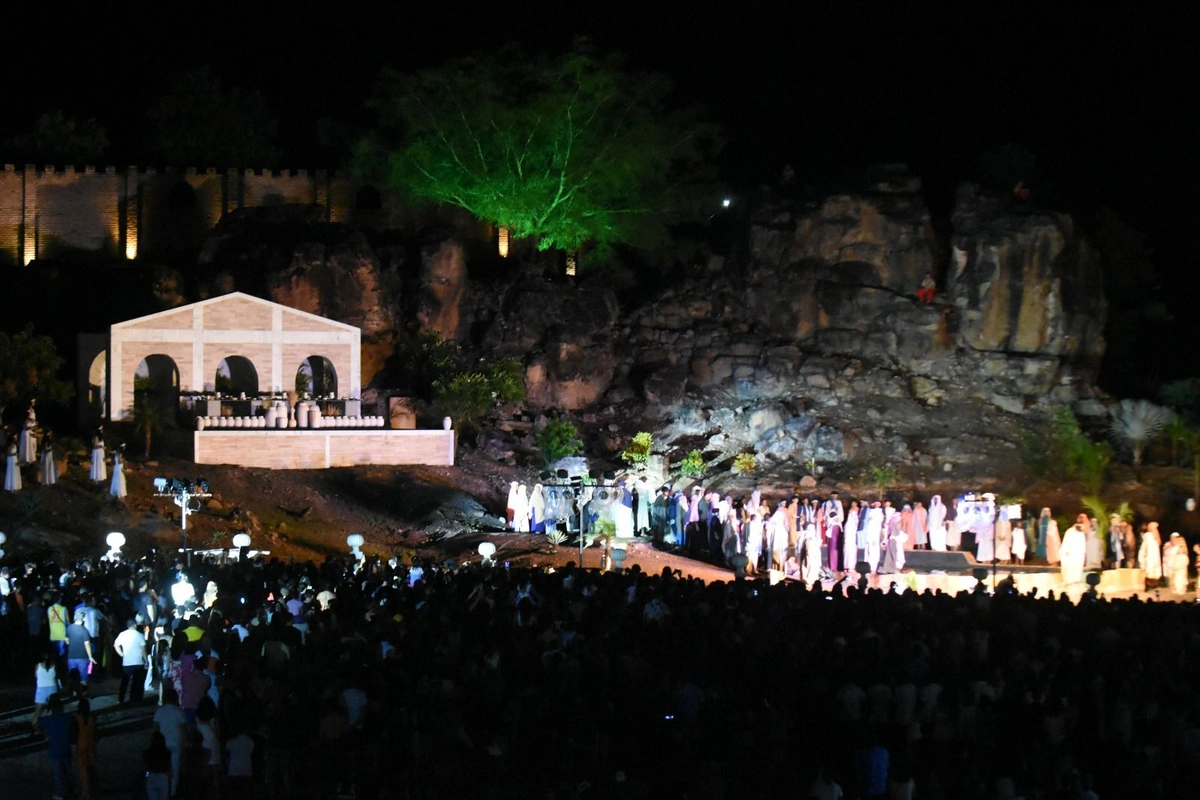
(529, 483), (546, 533)
(842, 501), (860, 574)
(912, 501), (928, 550)
(863, 502), (884, 573)
(1011, 522), (1027, 565)
(4, 439), (21, 492)
(19, 400), (37, 464)
(89, 430), (107, 483)
(995, 514), (1012, 563)
(927, 495), (947, 551)
(1084, 517), (1103, 570)
(1166, 533), (1189, 593)
(39, 436), (58, 486)
(745, 514), (763, 575)
(110, 446), (128, 499)
(513, 484), (530, 533)
(976, 522), (995, 563)
(801, 523), (822, 586)
(1139, 522), (1162, 582)
(1059, 521), (1086, 586)
(635, 478), (651, 533)
(770, 503), (789, 570)
(506, 481), (520, 531)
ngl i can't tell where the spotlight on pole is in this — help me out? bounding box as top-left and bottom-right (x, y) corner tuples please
(721, 198), (732, 208)
(154, 477), (212, 566)
(105, 531), (126, 561)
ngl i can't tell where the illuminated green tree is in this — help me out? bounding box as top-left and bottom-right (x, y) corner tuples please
(361, 41), (720, 263)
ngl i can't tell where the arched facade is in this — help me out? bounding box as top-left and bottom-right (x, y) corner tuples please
(108, 292), (360, 421)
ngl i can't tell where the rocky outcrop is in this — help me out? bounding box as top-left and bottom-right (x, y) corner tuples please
(197, 205), (399, 339)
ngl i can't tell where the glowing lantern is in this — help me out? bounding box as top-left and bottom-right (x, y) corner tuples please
(565, 251), (577, 277)
(105, 531), (126, 560)
(347, 533), (365, 558)
(478, 541), (497, 566)
(232, 533), (252, 549)
(497, 226), (510, 258)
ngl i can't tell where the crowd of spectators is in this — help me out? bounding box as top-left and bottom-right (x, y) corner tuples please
(2, 551), (1199, 799)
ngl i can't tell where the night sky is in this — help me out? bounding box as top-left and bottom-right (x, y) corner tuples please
(3, 2), (1197, 383)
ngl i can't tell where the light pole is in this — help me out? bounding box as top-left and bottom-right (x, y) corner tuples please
(154, 477), (211, 565)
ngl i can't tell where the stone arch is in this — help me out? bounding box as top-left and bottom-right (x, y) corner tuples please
(296, 355), (338, 397)
(88, 351), (107, 421)
(134, 354), (180, 425)
(215, 356), (259, 396)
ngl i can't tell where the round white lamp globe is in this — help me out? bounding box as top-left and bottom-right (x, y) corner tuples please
(347, 533), (365, 558)
(477, 541), (497, 564)
(232, 533), (252, 549)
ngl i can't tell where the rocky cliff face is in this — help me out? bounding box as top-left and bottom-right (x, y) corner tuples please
(193, 181), (1106, 489)
(476, 179), (1107, 488)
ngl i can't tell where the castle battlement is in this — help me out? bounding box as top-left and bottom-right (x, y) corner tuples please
(0, 164), (394, 266)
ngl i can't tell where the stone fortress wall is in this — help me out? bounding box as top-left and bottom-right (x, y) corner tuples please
(0, 164), (401, 266)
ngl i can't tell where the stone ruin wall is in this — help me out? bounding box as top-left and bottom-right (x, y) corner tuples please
(0, 164), (407, 266)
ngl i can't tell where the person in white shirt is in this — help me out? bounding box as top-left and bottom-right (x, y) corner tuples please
(113, 618), (147, 704)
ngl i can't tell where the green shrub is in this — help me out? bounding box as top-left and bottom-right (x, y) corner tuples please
(433, 372), (493, 433)
(488, 358), (526, 405)
(621, 432), (654, 468)
(678, 449), (705, 479)
(536, 418), (583, 465)
(732, 452), (757, 475)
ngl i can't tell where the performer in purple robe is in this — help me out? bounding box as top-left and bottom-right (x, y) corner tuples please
(821, 492), (845, 573)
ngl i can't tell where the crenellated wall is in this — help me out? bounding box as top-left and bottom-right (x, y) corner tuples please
(0, 164), (401, 265)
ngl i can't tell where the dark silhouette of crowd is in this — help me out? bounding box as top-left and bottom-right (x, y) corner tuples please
(2, 551), (1200, 800)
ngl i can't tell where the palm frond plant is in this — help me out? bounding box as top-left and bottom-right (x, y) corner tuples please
(1109, 399), (1172, 467)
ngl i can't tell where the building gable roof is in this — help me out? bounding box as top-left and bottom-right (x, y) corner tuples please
(111, 292), (358, 334)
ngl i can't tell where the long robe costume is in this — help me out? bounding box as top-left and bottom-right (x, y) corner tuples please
(1167, 535), (1189, 593)
(787, 499), (800, 548)
(767, 505), (787, 569)
(1059, 525), (1086, 586)
(39, 441), (58, 486)
(843, 506), (860, 573)
(634, 478), (651, 533)
(976, 522), (995, 564)
(721, 514), (741, 565)
(801, 524), (823, 586)
(822, 497), (845, 571)
(707, 492), (723, 557)
(614, 485), (635, 538)
(19, 405), (37, 464)
(505, 481), (520, 530)
(1011, 525), (1027, 563)
(863, 505), (884, 573)
(900, 505), (916, 551)
(927, 496), (947, 551)
(89, 434), (107, 483)
(745, 516), (763, 571)
(880, 523), (906, 574)
(529, 483), (546, 534)
(650, 490), (670, 542)
(1039, 511), (1061, 565)
(1084, 522), (1103, 570)
(995, 517), (1013, 562)
(110, 449), (127, 499)
(1139, 527), (1162, 581)
(1109, 518), (1125, 567)
(912, 502), (928, 549)
(1122, 523), (1138, 568)
(513, 484), (530, 533)
(946, 517), (963, 550)
(3, 441), (21, 492)
(673, 492), (689, 546)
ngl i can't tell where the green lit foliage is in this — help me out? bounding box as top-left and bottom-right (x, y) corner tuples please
(361, 40), (720, 266)
(1159, 378), (1200, 423)
(545, 528), (568, 549)
(1034, 407), (1112, 494)
(0, 326), (73, 421)
(487, 358), (526, 405)
(865, 465), (898, 501)
(1, 110), (108, 165)
(535, 417), (583, 466)
(620, 432), (654, 469)
(678, 450), (705, 479)
(433, 372), (493, 435)
(732, 452), (758, 475)
(390, 331), (462, 400)
(1160, 416), (1191, 466)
